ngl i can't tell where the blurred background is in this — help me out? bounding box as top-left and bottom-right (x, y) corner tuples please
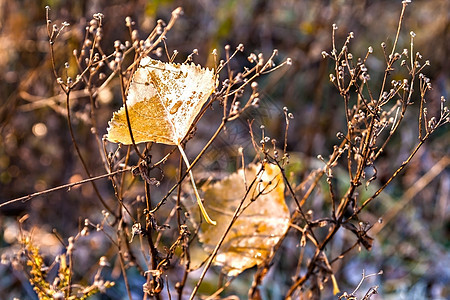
(0, 0), (448, 299)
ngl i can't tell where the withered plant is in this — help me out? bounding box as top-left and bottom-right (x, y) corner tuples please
(0, 1), (448, 299)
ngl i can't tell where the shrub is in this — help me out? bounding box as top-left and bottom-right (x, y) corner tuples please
(0, 1), (448, 299)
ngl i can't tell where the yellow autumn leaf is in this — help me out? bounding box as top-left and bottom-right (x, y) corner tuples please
(190, 162), (290, 277)
(106, 57), (217, 224)
(107, 57), (215, 145)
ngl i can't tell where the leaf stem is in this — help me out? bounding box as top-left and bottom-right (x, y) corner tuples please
(177, 144), (216, 225)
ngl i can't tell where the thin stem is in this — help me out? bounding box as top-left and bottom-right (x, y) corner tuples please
(1, 168), (129, 208)
(117, 227), (133, 300)
(389, 2), (408, 60)
(189, 168), (263, 300)
(177, 144), (216, 225)
(118, 69), (145, 160)
(355, 136), (427, 214)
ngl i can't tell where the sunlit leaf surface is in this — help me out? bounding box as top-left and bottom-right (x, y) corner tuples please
(106, 57), (215, 145)
(193, 163), (290, 277)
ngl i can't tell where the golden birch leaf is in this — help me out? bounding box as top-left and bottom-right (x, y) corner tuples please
(106, 56), (215, 145)
(191, 162), (290, 277)
(106, 57), (217, 225)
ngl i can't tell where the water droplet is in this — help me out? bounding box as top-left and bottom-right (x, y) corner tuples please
(169, 100), (183, 114)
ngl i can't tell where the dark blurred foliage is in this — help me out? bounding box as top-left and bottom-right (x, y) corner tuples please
(0, 0), (448, 299)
